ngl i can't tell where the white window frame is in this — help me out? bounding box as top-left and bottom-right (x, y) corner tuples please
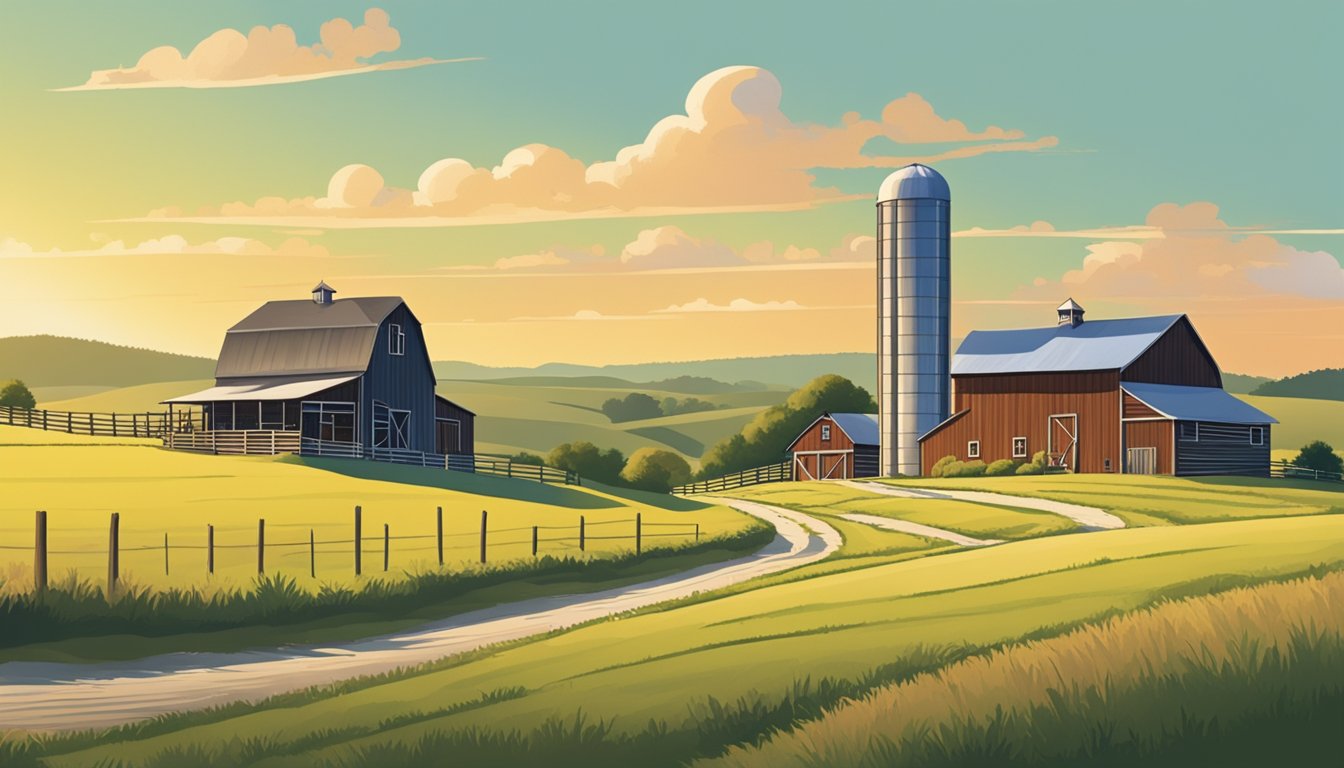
(1012, 436), (1028, 459)
(1180, 422), (1200, 442)
(821, 424), (831, 441)
(1250, 426), (1264, 446)
(967, 440), (980, 459)
(389, 323), (406, 356)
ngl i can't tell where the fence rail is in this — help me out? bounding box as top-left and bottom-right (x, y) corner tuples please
(168, 430), (301, 455)
(300, 439), (580, 485)
(452, 454), (579, 485)
(0, 404), (192, 439)
(1270, 462), (1344, 483)
(674, 460), (792, 495)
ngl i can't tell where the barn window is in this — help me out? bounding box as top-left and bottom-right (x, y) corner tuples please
(1180, 422), (1199, 442)
(967, 440), (980, 458)
(821, 424), (832, 441)
(1250, 426), (1264, 446)
(389, 323), (406, 356)
(1012, 437), (1027, 458)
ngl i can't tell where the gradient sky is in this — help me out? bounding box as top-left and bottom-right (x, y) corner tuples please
(1, 1), (1339, 376)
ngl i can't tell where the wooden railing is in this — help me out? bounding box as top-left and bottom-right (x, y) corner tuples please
(168, 430), (301, 455)
(673, 461), (792, 495)
(300, 439), (580, 485)
(0, 404), (191, 438)
(1271, 462), (1343, 483)
(451, 454), (579, 485)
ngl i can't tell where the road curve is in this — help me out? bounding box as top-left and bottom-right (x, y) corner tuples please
(840, 479), (1125, 531)
(0, 499), (840, 734)
(838, 512), (1002, 546)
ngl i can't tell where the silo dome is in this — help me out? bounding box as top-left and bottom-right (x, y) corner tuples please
(877, 163), (951, 202)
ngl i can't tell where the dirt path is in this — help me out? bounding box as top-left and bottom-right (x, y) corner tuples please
(838, 512), (1003, 546)
(839, 480), (1125, 530)
(0, 499), (840, 734)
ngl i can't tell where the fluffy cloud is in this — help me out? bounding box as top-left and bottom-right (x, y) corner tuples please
(147, 65), (1058, 225)
(0, 234), (327, 259)
(60, 9), (474, 91)
(656, 298), (805, 313)
(1025, 202), (1343, 300)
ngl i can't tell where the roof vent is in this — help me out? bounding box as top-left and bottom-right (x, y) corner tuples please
(1057, 298), (1084, 327)
(312, 281), (336, 305)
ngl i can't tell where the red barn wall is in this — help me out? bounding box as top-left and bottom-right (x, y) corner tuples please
(1123, 420), (1174, 474)
(1122, 318), (1222, 387)
(789, 416), (856, 453)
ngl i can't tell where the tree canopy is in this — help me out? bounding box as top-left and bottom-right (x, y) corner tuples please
(620, 447), (693, 492)
(1292, 440), (1343, 475)
(0, 380), (36, 410)
(547, 441), (626, 485)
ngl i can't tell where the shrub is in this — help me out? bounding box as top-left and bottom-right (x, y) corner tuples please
(620, 448), (693, 492)
(1292, 441), (1343, 476)
(1016, 450), (1049, 475)
(0, 379), (35, 409)
(510, 452), (546, 466)
(943, 460), (987, 478)
(548, 442), (627, 485)
(660, 396), (719, 417)
(985, 459), (1019, 476)
(930, 455), (958, 478)
(601, 393), (663, 423)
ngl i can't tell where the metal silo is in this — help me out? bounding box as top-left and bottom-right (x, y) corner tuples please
(877, 163), (951, 477)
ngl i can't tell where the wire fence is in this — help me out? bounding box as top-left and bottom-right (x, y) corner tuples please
(5, 508), (703, 595)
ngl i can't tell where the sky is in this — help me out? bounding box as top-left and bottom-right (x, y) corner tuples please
(0, 0), (1340, 377)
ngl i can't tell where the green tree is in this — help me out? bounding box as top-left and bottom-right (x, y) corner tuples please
(601, 393), (663, 423)
(698, 374), (875, 479)
(548, 441), (626, 484)
(661, 396), (719, 416)
(0, 379), (35, 409)
(1292, 440), (1343, 475)
(620, 447), (693, 492)
(509, 452), (546, 466)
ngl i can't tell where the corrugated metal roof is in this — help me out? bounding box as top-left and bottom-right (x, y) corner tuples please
(1121, 382), (1278, 425)
(951, 315), (1184, 375)
(830, 412), (880, 446)
(215, 297), (405, 378)
(162, 374), (360, 404)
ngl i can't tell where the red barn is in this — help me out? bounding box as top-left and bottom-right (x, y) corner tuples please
(918, 301), (1276, 477)
(788, 412), (879, 480)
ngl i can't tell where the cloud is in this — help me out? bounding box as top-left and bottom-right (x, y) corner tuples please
(140, 65), (1058, 226)
(656, 298), (806, 313)
(510, 309), (670, 322)
(59, 8), (476, 91)
(0, 234), (328, 259)
(1023, 202), (1344, 300)
(955, 219), (1344, 240)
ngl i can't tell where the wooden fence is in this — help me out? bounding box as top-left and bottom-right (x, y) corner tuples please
(1270, 462), (1344, 483)
(168, 430), (301, 455)
(0, 404), (191, 438)
(7, 507), (700, 594)
(301, 438), (581, 485)
(673, 461), (792, 495)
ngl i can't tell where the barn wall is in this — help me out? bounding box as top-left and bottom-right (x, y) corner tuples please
(789, 416), (857, 454)
(363, 304), (437, 451)
(434, 398), (476, 455)
(1122, 392), (1162, 419)
(1123, 419), (1174, 474)
(922, 371), (1121, 475)
(853, 445), (879, 478)
(1122, 318), (1222, 387)
(1175, 421), (1271, 476)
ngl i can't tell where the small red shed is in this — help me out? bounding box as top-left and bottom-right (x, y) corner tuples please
(787, 412), (879, 481)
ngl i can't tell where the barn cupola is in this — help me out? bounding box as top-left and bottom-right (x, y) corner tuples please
(1057, 298), (1085, 328)
(312, 281), (336, 305)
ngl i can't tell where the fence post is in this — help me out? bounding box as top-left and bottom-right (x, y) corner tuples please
(257, 518), (265, 574)
(383, 523), (390, 572)
(354, 505), (363, 576)
(42, 411), (47, 431)
(579, 515), (586, 552)
(164, 532), (170, 575)
(636, 513), (642, 555)
(67, 412), (72, 433)
(207, 524), (214, 575)
(112, 413), (118, 437)
(480, 510), (488, 564)
(107, 512), (120, 598)
(310, 529), (316, 578)
(436, 506), (444, 567)
(695, 523), (700, 542)
(88, 413), (94, 434)
(34, 511), (47, 594)
(532, 526), (538, 557)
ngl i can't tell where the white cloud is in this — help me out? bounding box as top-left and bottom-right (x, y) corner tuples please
(0, 235), (328, 259)
(656, 298), (806, 314)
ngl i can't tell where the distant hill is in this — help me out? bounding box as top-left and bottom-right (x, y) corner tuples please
(461, 375), (772, 394)
(0, 336), (215, 388)
(1221, 372), (1273, 395)
(1251, 369), (1344, 402)
(434, 353), (876, 390)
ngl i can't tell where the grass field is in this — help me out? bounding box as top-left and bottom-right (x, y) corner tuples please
(0, 425), (753, 594)
(877, 473), (1343, 526)
(24, 511), (1344, 767)
(1239, 393), (1344, 450)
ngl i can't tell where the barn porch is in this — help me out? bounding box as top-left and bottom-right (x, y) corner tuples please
(161, 374), (360, 456)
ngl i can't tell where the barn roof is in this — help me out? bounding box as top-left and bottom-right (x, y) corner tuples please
(163, 374), (360, 404)
(1121, 382), (1278, 425)
(216, 297), (405, 379)
(951, 315), (1184, 375)
(829, 412), (880, 446)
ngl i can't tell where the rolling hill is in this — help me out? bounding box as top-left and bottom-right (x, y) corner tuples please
(0, 336), (215, 388)
(1251, 368), (1344, 401)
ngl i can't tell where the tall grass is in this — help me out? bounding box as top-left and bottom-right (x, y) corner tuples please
(0, 522), (772, 650)
(704, 570), (1344, 767)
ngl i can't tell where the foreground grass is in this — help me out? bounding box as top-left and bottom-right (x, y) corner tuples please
(706, 570), (1344, 767)
(877, 473), (1343, 526)
(27, 514), (1344, 767)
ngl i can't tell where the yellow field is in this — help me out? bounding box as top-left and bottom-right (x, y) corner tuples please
(0, 426), (751, 594)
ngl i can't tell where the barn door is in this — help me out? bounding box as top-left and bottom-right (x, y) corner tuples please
(1048, 414), (1078, 471)
(1126, 447), (1157, 475)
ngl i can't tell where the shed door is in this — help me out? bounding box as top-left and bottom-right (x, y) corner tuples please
(436, 418), (462, 454)
(1126, 447), (1157, 475)
(1048, 414), (1078, 472)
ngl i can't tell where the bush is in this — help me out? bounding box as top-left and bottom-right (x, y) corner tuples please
(510, 452), (546, 466)
(548, 442), (627, 485)
(985, 459), (1019, 476)
(930, 455), (958, 478)
(660, 396), (719, 417)
(942, 460), (987, 478)
(620, 448), (693, 492)
(1016, 450), (1049, 475)
(0, 379), (35, 409)
(601, 393), (663, 423)
(1292, 441), (1343, 476)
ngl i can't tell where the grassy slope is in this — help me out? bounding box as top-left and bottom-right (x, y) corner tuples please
(1237, 393), (1344, 450)
(0, 336), (215, 388)
(0, 425), (752, 594)
(39, 512), (1344, 766)
(878, 473), (1343, 526)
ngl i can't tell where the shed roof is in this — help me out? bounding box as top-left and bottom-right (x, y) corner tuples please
(162, 374), (359, 404)
(216, 297), (405, 379)
(1121, 382), (1278, 425)
(828, 412), (880, 446)
(951, 315), (1184, 375)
